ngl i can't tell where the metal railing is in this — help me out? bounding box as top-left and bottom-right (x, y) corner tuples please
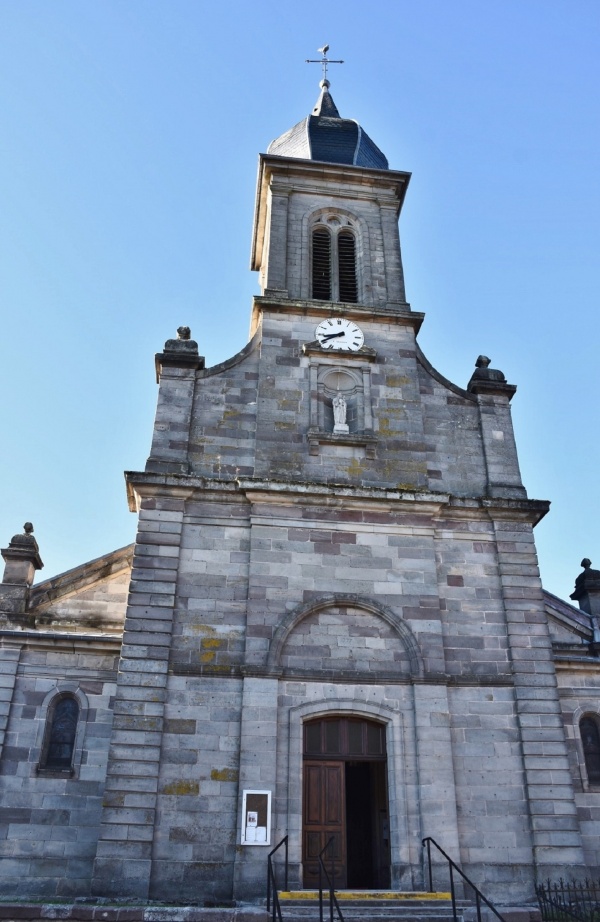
(267, 835), (288, 922)
(536, 878), (600, 922)
(422, 837), (506, 922)
(318, 836), (345, 922)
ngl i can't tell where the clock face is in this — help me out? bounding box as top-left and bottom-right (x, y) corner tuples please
(315, 318), (364, 352)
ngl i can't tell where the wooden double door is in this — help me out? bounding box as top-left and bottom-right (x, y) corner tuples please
(302, 717), (391, 889)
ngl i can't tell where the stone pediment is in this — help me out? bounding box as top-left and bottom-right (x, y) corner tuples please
(27, 544), (133, 633)
(544, 588), (592, 643)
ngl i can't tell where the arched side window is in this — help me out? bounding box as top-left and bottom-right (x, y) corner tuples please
(40, 695), (79, 773)
(311, 220), (358, 303)
(580, 715), (600, 784)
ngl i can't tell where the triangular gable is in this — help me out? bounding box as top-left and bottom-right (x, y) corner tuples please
(28, 544), (133, 632)
(544, 588), (592, 643)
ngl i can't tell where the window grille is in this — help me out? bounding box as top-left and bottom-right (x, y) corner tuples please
(580, 715), (600, 784)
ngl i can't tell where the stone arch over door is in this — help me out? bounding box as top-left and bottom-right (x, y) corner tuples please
(284, 697), (416, 891)
(265, 594), (424, 678)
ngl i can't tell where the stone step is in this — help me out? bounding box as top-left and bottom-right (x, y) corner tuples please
(273, 892), (469, 922)
(278, 892), (455, 902)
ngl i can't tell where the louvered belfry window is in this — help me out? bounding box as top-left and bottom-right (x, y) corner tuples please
(581, 716), (600, 784)
(312, 222), (359, 302)
(312, 227), (332, 300)
(338, 230), (358, 303)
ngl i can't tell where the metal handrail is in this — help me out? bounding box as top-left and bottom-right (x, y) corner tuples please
(318, 836), (345, 922)
(267, 835), (288, 922)
(422, 836), (506, 922)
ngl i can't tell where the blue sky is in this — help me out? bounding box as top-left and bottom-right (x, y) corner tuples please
(0, 1), (598, 601)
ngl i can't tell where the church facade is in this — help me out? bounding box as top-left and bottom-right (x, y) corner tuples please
(1, 80), (599, 906)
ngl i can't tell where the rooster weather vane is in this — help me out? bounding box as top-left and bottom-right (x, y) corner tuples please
(305, 44), (344, 84)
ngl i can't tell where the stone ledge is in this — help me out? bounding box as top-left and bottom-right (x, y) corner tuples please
(307, 428), (377, 458)
(0, 906), (267, 922)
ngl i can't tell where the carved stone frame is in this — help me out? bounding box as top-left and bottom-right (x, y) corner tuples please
(304, 345), (377, 457)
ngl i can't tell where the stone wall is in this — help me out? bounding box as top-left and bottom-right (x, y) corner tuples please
(0, 644), (117, 897)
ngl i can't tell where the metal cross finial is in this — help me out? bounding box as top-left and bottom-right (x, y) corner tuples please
(305, 44), (344, 84)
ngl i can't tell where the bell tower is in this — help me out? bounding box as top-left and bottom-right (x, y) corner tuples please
(251, 78), (410, 312)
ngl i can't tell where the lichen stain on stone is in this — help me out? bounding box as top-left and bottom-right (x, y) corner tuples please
(202, 638), (224, 650)
(344, 458), (367, 479)
(199, 651), (215, 663)
(162, 780), (200, 796)
(189, 623), (217, 636)
(103, 792), (125, 807)
(274, 421), (295, 430)
(211, 768), (239, 782)
(385, 375), (410, 387)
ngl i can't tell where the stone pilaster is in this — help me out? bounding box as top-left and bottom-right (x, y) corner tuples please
(0, 641), (21, 759)
(91, 494), (184, 898)
(232, 676), (279, 900)
(0, 524), (43, 625)
(380, 202), (406, 305)
(468, 357), (525, 500)
(263, 184), (289, 296)
(147, 328), (204, 475)
(493, 515), (585, 877)
(413, 683), (461, 884)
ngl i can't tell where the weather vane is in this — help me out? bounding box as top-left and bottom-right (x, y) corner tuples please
(305, 44), (344, 83)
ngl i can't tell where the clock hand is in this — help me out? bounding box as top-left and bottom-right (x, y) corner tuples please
(321, 331), (346, 341)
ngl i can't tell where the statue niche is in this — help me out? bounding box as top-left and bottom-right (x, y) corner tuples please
(319, 368), (361, 434)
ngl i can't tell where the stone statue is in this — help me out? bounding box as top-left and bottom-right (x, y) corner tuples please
(8, 523), (39, 551)
(333, 392), (347, 426)
(163, 326), (199, 354)
(571, 558), (600, 611)
(332, 392), (349, 434)
(470, 355), (507, 383)
(571, 559), (600, 654)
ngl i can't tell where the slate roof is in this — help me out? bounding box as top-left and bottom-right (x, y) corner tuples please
(267, 83), (389, 170)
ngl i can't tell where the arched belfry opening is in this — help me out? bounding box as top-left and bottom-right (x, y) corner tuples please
(302, 715), (391, 889)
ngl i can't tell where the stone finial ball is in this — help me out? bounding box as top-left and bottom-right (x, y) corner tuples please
(475, 355), (491, 368)
(177, 326), (191, 341)
(582, 558), (592, 569)
(23, 522), (34, 535)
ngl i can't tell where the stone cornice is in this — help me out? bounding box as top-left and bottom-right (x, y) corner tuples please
(250, 295), (424, 334)
(0, 628), (121, 654)
(173, 661), (514, 687)
(125, 471), (549, 524)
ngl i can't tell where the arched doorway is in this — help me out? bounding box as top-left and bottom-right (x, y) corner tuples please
(302, 716), (391, 889)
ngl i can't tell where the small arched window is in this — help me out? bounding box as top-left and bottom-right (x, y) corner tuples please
(580, 715), (600, 784)
(43, 696), (79, 771)
(311, 222), (358, 303)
